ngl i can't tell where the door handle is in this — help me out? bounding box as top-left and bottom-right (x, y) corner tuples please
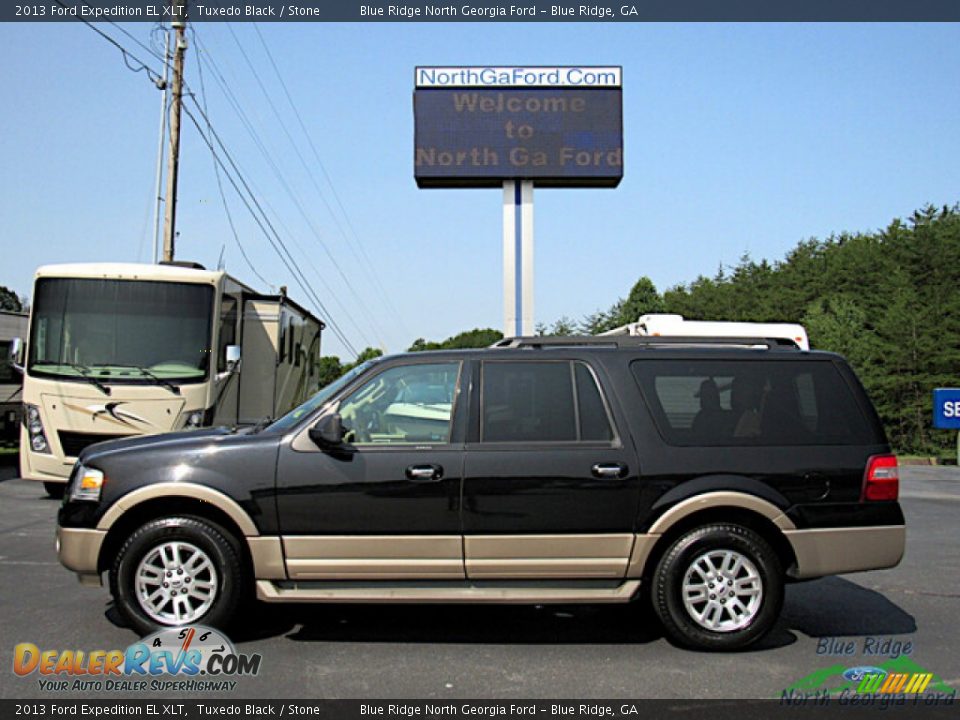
(592, 463), (626, 479)
(406, 464), (443, 482)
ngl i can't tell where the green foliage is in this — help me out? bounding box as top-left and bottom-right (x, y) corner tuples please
(408, 328), (503, 352)
(581, 276), (665, 334)
(316, 356), (344, 388)
(660, 203), (960, 455)
(0, 286), (23, 312)
(316, 347), (384, 388)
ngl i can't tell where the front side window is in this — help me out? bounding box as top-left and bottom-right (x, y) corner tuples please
(338, 362), (461, 445)
(631, 359), (876, 446)
(481, 361), (615, 443)
(267, 359), (378, 434)
(28, 278), (214, 383)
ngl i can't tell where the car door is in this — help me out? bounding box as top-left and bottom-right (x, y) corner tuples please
(462, 357), (641, 579)
(275, 359), (467, 581)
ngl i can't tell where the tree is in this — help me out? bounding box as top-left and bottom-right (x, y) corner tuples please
(0, 286), (22, 312)
(619, 277), (664, 324)
(316, 356), (343, 388)
(408, 328), (503, 352)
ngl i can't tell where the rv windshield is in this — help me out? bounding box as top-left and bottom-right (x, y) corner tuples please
(28, 278), (215, 384)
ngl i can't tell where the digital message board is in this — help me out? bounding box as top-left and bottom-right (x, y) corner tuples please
(414, 66), (623, 188)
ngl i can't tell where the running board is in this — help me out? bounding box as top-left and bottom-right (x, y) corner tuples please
(255, 579), (642, 604)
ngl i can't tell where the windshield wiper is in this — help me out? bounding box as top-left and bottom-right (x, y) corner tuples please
(60, 363), (111, 396)
(251, 416), (273, 434)
(107, 364), (181, 395)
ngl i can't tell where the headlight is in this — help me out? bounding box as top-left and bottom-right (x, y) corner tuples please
(23, 403), (50, 454)
(184, 410), (204, 429)
(71, 465), (105, 502)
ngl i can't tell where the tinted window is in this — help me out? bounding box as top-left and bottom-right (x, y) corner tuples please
(338, 362), (460, 445)
(481, 361), (614, 443)
(216, 295), (238, 373)
(29, 278), (213, 382)
(0, 341), (13, 382)
(631, 359), (875, 446)
(575, 362), (614, 441)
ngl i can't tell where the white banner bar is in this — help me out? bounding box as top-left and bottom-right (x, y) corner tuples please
(416, 66), (622, 88)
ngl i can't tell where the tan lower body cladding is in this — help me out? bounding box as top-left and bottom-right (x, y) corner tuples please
(276, 526), (905, 584)
(280, 534), (636, 581)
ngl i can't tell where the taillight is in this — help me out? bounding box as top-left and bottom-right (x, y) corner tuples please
(862, 455), (899, 501)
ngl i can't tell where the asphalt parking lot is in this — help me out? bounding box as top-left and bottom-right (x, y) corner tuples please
(1, 462), (958, 700)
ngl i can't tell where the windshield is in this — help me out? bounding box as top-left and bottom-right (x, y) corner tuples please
(266, 360), (377, 433)
(28, 278), (215, 383)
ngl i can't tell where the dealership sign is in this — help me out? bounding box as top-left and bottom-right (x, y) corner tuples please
(414, 66), (623, 187)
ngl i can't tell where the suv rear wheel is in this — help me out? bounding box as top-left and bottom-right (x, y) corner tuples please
(651, 523), (783, 651)
(109, 516), (246, 635)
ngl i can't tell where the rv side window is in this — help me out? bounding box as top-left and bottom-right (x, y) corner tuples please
(217, 296), (238, 373)
(0, 340), (13, 382)
(631, 359), (877, 447)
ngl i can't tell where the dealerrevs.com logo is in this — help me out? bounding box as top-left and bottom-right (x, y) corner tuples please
(13, 626), (262, 692)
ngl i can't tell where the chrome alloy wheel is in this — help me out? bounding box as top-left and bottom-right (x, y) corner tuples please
(134, 541), (219, 625)
(681, 549), (763, 632)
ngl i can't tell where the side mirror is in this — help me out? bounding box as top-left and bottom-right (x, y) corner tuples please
(216, 345), (241, 383)
(308, 413), (344, 449)
(8, 337), (24, 373)
(225, 344), (241, 370)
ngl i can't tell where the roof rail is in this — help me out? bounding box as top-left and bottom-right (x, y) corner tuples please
(491, 335), (801, 350)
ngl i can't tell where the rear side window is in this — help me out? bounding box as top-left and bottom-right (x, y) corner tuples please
(631, 359), (876, 446)
(482, 361), (615, 443)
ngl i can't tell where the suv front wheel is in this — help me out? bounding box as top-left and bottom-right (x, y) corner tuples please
(651, 523), (784, 651)
(109, 516), (246, 635)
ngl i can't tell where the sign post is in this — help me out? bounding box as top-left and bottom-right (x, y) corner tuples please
(414, 66), (623, 338)
(932, 388), (960, 465)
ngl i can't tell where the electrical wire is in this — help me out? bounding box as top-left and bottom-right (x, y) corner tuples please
(225, 25), (390, 350)
(252, 24), (412, 342)
(194, 35), (274, 290)
(181, 99), (360, 356)
(53, 9), (364, 357)
(191, 32), (376, 350)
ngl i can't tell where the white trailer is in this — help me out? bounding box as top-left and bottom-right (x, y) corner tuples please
(599, 313), (810, 350)
(12, 263), (324, 495)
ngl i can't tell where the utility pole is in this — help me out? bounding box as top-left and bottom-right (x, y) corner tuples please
(162, 0), (188, 264)
(151, 28), (171, 264)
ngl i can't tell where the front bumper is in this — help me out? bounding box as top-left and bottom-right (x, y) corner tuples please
(57, 526), (106, 587)
(784, 525), (906, 579)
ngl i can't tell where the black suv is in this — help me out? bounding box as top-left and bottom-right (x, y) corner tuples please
(57, 336), (904, 650)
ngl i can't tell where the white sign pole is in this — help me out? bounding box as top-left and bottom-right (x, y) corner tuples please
(502, 180), (535, 338)
(502, 181), (518, 337)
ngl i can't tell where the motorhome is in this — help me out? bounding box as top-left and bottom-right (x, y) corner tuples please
(11, 263), (324, 496)
(1, 310), (29, 441)
(600, 313), (810, 350)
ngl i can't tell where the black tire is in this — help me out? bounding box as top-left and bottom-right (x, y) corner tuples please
(651, 523), (783, 651)
(109, 516), (247, 636)
(44, 482), (65, 499)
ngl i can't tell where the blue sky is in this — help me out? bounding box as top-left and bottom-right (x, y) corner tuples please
(1, 21), (958, 357)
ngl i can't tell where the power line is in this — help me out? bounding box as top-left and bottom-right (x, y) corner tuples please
(191, 32), (376, 350)
(56, 11), (364, 357)
(225, 25), (390, 350)
(54, 0), (165, 86)
(251, 24), (412, 343)
(193, 31), (273, 290)
(181, 98), (360, 356)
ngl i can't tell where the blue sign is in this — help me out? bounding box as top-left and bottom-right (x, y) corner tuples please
(932, 388), (960, 429)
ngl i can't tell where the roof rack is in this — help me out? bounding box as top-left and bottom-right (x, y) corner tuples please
(491, 335), (802, 350)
